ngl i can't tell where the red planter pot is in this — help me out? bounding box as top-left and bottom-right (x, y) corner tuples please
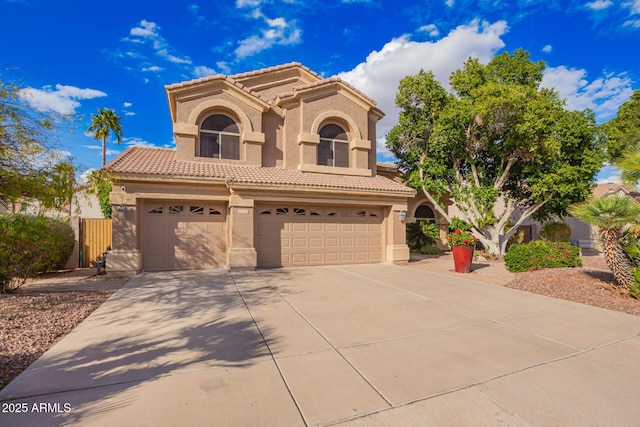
(452, 245), (474, 273)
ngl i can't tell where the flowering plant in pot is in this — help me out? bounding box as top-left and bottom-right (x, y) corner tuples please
(446, 229), (479, 273)
(446, 229), (479, 247)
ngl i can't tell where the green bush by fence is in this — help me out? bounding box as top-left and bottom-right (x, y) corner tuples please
(504, 240), (582, 273)
(0, 214), (75, 293)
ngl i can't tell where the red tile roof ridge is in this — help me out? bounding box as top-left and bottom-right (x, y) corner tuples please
(230, 62), (319, 80)
(275, 76), (377, 106)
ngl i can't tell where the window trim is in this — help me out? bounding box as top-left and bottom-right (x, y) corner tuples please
(317, 124), (349, 168)
(198, 114), (241, 160)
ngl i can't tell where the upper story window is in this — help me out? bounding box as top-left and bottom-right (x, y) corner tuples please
(318, 124), (349, 167)
(199, 114), (240, 160)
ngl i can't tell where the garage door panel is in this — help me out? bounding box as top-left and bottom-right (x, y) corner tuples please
(292, 223), (307, 232)
(292, 238), (307, 248)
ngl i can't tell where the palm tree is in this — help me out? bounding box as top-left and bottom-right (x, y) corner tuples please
(88, 108), (123, 166)
(568, 194), (640, 288)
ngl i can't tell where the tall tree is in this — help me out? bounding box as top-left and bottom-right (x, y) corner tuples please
(602, 90), (640, 163)
(387, 49), (601, 255)
(88, 108), (122, 166)
(0, 81), (76, 211)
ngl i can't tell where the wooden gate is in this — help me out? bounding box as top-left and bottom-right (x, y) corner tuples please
(81, 218), (112, 267)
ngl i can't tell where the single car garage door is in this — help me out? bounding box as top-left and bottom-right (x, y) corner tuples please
(255, 204), (384, 267)
(143, 202), (227, 271)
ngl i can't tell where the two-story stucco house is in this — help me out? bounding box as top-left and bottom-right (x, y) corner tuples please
(104, 63), (415, 273)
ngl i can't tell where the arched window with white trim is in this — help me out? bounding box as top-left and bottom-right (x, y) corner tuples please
(318, 123), (349, 167)
(199, 114), (240, 159)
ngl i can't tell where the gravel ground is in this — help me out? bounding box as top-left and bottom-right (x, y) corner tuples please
(506, 252), (640, 316)
(0, 270), (129, 391)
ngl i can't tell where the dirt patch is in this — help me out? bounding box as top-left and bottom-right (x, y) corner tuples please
(0, 270), (130, 391)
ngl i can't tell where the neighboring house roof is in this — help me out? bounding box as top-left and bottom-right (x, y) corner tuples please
(376, 162), (399, 173)
(592, 183), (629, 198)
(105, 147), (415, 195)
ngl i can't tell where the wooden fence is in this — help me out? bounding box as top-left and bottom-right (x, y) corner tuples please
(81, 218), (112, 267)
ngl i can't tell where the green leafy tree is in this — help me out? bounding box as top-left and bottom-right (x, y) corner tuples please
(602, 90), (640, 163)
(88, 108), (123, 166)
(0, 81), (76, 211)
(387, 49), (601, 255)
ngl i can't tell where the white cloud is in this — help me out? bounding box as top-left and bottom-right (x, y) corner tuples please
(125, 20), (192, 70)
(418, 24), (440, 37)
(130, 20), (159, 38)
(625, 0), (640, 14)
(624, 18), (640, 27)
(123, 102), (132, 108)
(236, 0), (261, 7)
(541, 66), (634, 122)
(193, 65), (217, 77)
(124, 111), (136, 116)
(586, 0), (613, 11)
(216, 61), (232, 74)
(337, 19), (508, 158)
(234, 11), (302, 59)
(123, 137), (156, 148)
(19, 84), (107, 114)
(597, 165), (622, 184)
(445, 0), (455, 6)
(141, 65), (163, 72)
(542, 44), (553, 53)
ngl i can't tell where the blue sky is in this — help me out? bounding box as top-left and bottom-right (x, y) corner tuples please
(2, 0), (638, 183)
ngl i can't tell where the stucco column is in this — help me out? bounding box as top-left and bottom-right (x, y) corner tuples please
(385, 203), (410, 263)
(107, 186), (140, 276)
(227, 194), (257, 270)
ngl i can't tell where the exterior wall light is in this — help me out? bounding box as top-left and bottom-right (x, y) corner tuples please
(398, 210), (406, 223)
(116, 204), (126, 218)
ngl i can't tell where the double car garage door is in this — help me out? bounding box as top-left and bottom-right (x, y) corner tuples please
(143, 202), (384, 270)
(255, 204), (384, 267)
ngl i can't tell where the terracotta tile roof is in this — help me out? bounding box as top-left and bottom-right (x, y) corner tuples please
(104, 147), (415, 195)
(164, 75), (272, 105)
(376, 162), (398, 172)
(276, 77), (378, 106)
(230, 62), (320, 81)
(592, 183), (628, 198)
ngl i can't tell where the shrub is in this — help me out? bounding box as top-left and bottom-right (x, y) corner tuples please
(0, 214), (75, 293)
(415, 245), (441, 255)
(504, 240), (582, 273)
(448, 217), (472, 232)
(407, 220), (440, 252)
(540, 221), (572, 242)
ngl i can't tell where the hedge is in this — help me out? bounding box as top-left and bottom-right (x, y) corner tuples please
(504, 240), (582, 273)
(0, 214), (75, 293)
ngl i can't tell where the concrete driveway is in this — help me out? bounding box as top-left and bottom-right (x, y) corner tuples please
(1, 264), (639, 426)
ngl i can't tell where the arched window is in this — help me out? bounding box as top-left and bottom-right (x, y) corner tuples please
(318, 124), (349, 167)
(199, 114), (240, 159)
(414, 204), (436, 223)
